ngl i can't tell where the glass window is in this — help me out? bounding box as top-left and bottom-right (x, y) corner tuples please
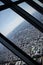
(0, 43), (26, 65)
(11, 0), (18, 2)
(0, 8), (43, 64)
(0, 8), (24, 36)
(18, 2), (43, 23)
(0, 1), (4, 6)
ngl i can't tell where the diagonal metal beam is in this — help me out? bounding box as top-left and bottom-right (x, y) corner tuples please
(0, 5), (9, 11)
(0, 0), (24, 11)
(0, 0), (11, 4)
(1, 0), (43, 14)
(0, 33), (41, 65)
(25, 0), (43, 14)
(39, 0), (43, 3)
(11, 0), (25, 5)
(1, 0), (24, 5)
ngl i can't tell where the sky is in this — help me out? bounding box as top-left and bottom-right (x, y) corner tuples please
(0, 8), (24, 36)
(0, 2), (42, 36)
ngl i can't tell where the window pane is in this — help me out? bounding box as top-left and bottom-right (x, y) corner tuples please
(0, 1), (4, 6)
(11, 0), (18, 2)
(18, 2), (43, 23)
(0, 8), (43, 64)
(0, 43), (26, 65)
(0, 8), (24, 36)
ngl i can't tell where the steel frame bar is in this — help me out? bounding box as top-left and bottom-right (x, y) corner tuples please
(0, 33), (41, 65)
(1, 0), (24, 5)
(39, 0), (43, 3)
(0, 5), (9, 11)
(0, 0), (24, 11)
(1, 0), (43, 14)
(25, 0), (43, 14)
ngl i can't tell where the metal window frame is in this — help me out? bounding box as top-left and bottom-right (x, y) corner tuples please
(26, 0), (43, 14)
(0, 0), (43, 14)
(39, 0), (43, 3)
(0, 0), (43, 65)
